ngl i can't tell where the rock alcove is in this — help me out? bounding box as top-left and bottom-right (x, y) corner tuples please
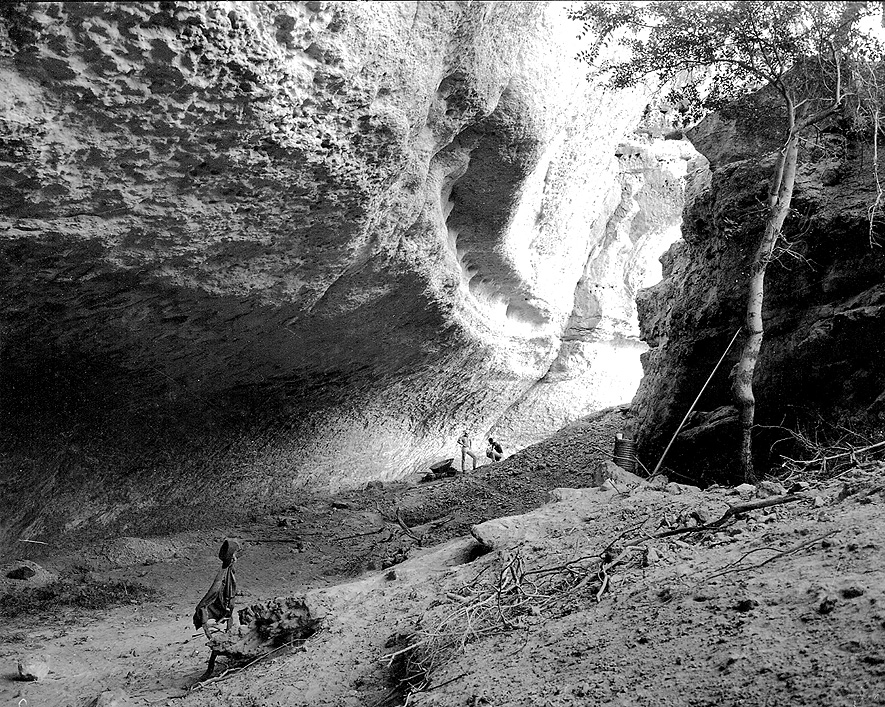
(0, 1), (702, 546)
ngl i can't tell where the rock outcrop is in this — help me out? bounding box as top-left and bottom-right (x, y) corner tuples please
(0, 1), (667, 545)
(491, 127), (700, 448)
(633, 92), (885, 484)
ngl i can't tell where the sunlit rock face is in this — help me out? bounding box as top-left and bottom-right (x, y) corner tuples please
(633, 97), (885, 484)
(0, 1), (654, 542)
(490, 128), (701, 448)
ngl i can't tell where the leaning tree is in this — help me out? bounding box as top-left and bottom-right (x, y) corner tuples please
(570, 0), (884, 481)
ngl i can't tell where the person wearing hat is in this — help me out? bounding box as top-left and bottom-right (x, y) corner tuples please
(193, 538), (242, 680)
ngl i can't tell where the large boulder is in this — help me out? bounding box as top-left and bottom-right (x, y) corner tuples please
(0, 2), (659, 546)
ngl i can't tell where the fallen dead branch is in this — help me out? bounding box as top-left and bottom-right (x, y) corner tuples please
(655, 493), (804, 538)
(189, 638), (303, 691)
(701, 530), (838, 582)
(786, 439), (885, 467)
(395, 508), (423, 545)
(385, 527), (649, 701)
(335, 527), (386, 541)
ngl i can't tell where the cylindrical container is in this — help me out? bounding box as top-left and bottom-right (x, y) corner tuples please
(612, 436), (637, 474)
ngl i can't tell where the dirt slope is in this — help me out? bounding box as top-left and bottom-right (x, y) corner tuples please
(2, 407), (883, 707)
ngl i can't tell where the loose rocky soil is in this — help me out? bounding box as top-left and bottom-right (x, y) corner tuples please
(2, 406), (884, 707)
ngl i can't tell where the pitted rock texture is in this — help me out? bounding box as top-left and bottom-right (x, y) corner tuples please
(0, 1), (656, 546)
(632, 102), (885, 484)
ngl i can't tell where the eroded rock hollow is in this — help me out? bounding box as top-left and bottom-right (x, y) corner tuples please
(0, 1), (686, 544)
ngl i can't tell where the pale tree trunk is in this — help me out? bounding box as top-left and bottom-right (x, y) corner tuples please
(732, 125), (800, 483)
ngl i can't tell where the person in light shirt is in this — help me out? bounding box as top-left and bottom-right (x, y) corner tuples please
(457, 430), (479, 471)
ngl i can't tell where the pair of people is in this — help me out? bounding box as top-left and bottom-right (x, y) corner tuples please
(457, 431), (503, 471)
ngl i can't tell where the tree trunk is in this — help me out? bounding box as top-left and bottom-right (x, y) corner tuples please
(732, 130), (799, 482)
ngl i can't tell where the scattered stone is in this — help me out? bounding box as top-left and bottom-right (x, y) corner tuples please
(756, 480), (786, 498)
(589, 459), (621, 486)
(789, 481), (810, 493)
(365, 480), (384, 490)
(608, 464), (644, 488)
(690, 509), (710, 525)
(574, 682), (591, 697)
(645, 547), (660, 566)
(385, 570), (398, 581)
(817, 594), (838, 614)
(666, 481), (700, 496)
(549, 488), (584, 502)
(6, 565), (36, 580)
(734, 598), (758, 612)
(841, 586), (865, 599)
(644, 474), (669, 490)
(0, 560), (58, 593)
(90, 688), (131, 707)
(331, 501), (350, 510)
(722, 652), (741, 669)
(813, 496), (825, 508)
(17, 653), (50, 681)
(734, 483), (756, 499)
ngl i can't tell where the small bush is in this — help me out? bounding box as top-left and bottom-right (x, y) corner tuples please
(0, 576), (156, 618)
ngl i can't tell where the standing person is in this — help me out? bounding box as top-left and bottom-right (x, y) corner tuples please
(457, 430), (479, 471)
(486, 437), (503, 462)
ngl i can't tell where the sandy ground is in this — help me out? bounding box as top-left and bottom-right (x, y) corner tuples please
(2, 406), (884, 707)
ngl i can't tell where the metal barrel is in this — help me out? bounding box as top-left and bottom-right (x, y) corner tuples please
(612, 437), (637, 474)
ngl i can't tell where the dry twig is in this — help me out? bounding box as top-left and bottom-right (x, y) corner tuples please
(386, 523), (652, 700)
(702, 530), (838, 582)
(655, 494), (804, 538)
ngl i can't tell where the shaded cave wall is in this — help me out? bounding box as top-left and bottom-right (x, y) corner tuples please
(632, 93), (885, 485)
(0, 1), (661, 546)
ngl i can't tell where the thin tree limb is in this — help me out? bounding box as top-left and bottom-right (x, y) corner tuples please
(655, 493), (805, 538)
(791, 439), (885, 467)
